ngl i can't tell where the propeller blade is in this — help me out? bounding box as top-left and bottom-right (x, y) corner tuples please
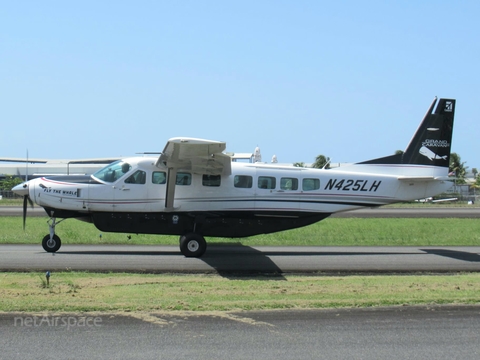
(23, 195), (28, 230)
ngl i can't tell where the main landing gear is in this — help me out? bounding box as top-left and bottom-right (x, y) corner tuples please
(39, 216), (208, 258)
(179, 233), (207, 258)
(41, 217), (65, 253)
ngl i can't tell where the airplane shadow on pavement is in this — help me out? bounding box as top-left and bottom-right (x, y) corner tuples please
(59, 243), (287, 280)
(200, 243), (286, 279)
(421, 249), (480, 262)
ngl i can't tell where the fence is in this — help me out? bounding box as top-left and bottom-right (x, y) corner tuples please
(0, 191), (22, 200)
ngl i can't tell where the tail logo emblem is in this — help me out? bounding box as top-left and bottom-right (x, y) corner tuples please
(419, 146), (448, 161)
(445, 101), (453, 112)
(420, 138), (450, 162)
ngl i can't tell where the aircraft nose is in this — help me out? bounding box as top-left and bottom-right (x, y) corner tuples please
(12, 182), (29, 197)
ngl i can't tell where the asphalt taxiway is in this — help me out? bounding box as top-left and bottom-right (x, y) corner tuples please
(1, 206), (479, 273)
(1, 306), (479, 359)
(1, 244), (480, 273)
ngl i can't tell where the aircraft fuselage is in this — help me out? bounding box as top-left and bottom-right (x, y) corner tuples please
(25, 159), (450, 238)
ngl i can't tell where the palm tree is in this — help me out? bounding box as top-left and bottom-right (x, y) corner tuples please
(312, 155), (330, 169)
(449, 152), (467, 184)
(472, 168), (478, 179)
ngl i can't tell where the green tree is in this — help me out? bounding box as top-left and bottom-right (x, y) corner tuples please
(472, 168), (478, 179)
(471, 176), (480, 196)
(293, 162), (306, 168)
(312, 155), (330, 169)
(449, 152), (467, 184)
(0, 176), (23, 191)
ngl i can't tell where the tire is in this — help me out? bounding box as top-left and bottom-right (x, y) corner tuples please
(179, 233), (207, 258)
(42, 234), (61, 253)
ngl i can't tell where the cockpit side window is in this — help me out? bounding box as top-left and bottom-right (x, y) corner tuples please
(125, 170), (146, 184)
(93, 161), (132, 183)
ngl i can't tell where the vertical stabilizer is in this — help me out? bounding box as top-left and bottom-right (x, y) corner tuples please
(359, 97), (455, 167)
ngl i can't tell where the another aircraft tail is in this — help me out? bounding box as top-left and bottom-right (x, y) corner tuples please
(358, 97), (455, 168)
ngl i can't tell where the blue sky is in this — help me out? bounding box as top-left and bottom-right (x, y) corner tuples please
(1, 1), (479, 168)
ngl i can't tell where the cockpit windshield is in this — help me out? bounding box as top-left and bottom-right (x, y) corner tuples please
(92, 160), (132, 183)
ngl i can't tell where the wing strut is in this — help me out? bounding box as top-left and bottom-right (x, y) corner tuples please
(156, 137), (232, 211)
(164, 168), (178, 210)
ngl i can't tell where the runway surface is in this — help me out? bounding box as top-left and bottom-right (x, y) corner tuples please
(1, 206), (479, 273)
(2, 244), (480, 273)
(2, 306), (479, 359)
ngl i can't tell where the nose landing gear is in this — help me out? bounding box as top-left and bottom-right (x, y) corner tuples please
(42, 234), (61, 252)
(41, 217), (65, 253)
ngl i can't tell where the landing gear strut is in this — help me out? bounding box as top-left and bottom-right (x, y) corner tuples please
(179, 233), (207, 258)
(41, 217), (65, 253)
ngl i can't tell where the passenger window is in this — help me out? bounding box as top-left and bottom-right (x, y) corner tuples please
(176, 172), (191, 185)
(152, 171), (166, 184)
(202, 174), (221, 187)
(302, 178), (320, 191)
(125, 170), (146, 184)
(258, 176), (276, 189)
(234, 175), (253, 188)
(280, 177), (298, 190)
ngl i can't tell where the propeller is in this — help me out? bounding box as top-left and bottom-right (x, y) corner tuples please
(23, 149), (32, 229)
(22, 190), (34, 230)
(16, 182), (33, 230)
(11, 150), (34, 230)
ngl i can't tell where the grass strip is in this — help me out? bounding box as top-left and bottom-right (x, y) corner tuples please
(1, 272), (479, 312)
(2, 217), (480, 246)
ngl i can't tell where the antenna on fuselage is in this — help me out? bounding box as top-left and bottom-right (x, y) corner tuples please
(254, 146), (262, 162)
(322, 158), (331, 169)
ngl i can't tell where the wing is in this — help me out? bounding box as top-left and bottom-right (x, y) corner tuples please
(156, 137), (231, 175)
(155, 137), (232, 210)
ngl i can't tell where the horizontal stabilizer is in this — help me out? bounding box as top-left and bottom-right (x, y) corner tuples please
(397, 176), (435, 181)
(397, 175), (453, 182)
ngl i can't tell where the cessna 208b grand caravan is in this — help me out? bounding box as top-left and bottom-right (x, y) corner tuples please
(13, 97), (456, 257)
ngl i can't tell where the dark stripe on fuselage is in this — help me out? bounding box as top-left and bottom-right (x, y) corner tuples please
(189, 197), (388, 208)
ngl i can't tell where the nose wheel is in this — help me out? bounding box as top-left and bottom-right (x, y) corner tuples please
(42, 234), (62, 252)
(41, 217), (65, 253)
(179, 233), (207, 258)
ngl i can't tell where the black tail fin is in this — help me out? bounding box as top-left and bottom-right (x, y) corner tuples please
(359, 97), (455, 167)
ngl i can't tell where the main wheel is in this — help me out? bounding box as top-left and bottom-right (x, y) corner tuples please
(179, 233), (207, 258)
(42, 234), (61, 253)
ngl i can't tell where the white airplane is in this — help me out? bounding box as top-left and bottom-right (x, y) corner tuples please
(13, 97), (456, 257)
